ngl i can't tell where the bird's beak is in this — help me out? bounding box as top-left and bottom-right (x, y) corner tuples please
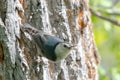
(71, 44), (77, 50)
(68, 43), (77, 49)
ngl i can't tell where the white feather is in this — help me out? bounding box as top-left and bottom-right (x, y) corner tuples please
(55, 43), (72, 61)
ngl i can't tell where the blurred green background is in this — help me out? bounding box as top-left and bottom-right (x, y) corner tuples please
(89, 0), (120, 80)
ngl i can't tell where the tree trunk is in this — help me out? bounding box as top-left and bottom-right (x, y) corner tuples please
(0, 0), (100, 80)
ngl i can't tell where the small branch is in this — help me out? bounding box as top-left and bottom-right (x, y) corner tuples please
(106, 12), (120, 16)
(98, 9), (120, 16)
(90, 8), (120, 26)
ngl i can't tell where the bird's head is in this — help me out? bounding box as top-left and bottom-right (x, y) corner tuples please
(55, 42), (74, 61)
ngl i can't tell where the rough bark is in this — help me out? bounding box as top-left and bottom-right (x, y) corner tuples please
(0, 0), (100, 80)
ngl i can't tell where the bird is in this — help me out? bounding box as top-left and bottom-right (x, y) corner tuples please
(22, 23), (74, 62)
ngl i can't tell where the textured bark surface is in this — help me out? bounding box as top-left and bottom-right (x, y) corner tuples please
(0, 0), (100, 80)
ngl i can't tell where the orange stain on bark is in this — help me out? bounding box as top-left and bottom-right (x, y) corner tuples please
(78, 10), (85, 29)
(19, 0), (24, 6)
(18, 0), (26, 23)
(0, 44), (3, 63)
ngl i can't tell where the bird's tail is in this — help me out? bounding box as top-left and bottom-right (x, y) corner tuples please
(21, 23), (39, 35)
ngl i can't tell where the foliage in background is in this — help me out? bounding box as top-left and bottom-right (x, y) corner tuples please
(89, 0), (120, 80)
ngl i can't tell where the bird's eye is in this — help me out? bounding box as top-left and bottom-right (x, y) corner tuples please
(64, 44), (67, 47)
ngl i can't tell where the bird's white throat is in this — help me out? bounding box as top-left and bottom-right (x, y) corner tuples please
(55, 43), (72, 61)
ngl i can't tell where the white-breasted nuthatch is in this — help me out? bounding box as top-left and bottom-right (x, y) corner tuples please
(22, 23), (74, 62)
